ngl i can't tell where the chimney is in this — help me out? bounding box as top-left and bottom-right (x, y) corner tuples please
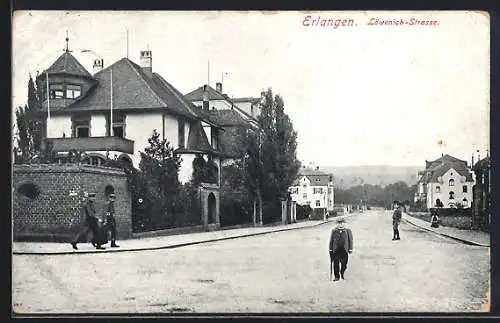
(93, 58), (104, 74)
(140, 50), (152, 77)
(202, 85), (209, 112)
(216, 82), (222, 93)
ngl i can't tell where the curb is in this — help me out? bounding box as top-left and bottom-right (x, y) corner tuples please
(403, 217), (490, 247)
(13, 220), (332, 256)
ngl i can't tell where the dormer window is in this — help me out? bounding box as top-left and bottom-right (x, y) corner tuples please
(49, 83), (81, 99)
(49, 84), (64, 99)
(66, 84), (81, 99)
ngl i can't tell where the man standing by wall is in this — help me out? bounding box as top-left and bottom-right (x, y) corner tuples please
(328, 217), (354, 281)
(106, 193), (119, 248)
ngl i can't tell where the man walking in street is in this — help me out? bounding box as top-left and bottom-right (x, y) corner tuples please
(71, 192), (105, 250)
(328, 217), (354, 281)
(105, 193), (119, 248)
(392, 201), (403, 240)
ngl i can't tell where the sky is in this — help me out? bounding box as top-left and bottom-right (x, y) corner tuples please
(12, 11), (490, 167)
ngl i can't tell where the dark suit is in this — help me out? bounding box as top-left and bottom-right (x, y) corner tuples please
(392, 208), (402, 239)
(105, 201), (118, 245)
(329, 226), (354, 279)
(72, 202), (98, 244)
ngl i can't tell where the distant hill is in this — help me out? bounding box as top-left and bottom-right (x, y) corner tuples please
(318, 165), (421, 189)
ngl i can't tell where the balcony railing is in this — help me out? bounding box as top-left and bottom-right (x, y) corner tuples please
(47, 136), (134, 154)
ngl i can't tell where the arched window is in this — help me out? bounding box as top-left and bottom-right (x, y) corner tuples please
(104, 185), (115, 198)
(462, 185), (468, 193)
(449, 191), (455, 199)
(17, 183), (41, 199)
(449, 179), (455, 187)
(436, 186), (441, 193)
(462, 198), (468, 207)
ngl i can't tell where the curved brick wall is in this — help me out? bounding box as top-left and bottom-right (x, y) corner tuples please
(13, 164), (132, 242)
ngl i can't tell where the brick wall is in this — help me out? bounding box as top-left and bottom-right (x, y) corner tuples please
(13, 164), (132, 242)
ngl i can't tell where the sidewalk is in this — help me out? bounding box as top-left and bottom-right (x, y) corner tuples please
(13, 219), (333, 255)
(403, 213), (490, 247)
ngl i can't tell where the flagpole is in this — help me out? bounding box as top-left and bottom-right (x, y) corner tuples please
(46, 71), (50, 137)
(110, 68), (113, 136)
(126, 29), (129, 59)
(208, 60), (210, 86)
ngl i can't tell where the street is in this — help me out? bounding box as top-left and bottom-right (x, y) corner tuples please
(12, 210), (490, 313)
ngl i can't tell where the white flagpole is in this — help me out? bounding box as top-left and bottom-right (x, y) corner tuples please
(110, 68), (113, 136)
(46, 71), (50, 137)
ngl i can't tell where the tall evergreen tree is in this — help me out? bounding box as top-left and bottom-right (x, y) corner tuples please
(14, 105), (32, 164)
(27, 74), (43, 152)
(255, 88), (301, 222)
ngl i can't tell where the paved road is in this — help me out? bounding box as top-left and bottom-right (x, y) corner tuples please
(12, 210), (490, 313)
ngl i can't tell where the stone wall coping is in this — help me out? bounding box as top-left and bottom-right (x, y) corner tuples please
(13, 163), (127, 176)
(199, 183), (220, 189)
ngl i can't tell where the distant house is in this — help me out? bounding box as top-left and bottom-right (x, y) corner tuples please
(34, 46), (224, 185)
(288, 166), (334, 212)
(415, 154), (475, 209)
(472, 155), (490, 231)
(185, 83), (261, 162)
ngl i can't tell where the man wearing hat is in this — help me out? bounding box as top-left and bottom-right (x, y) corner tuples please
(328, 217), (354, 281)
(105, 193), (119, 248)
(392, 201), (403, 240)
(71, 192), (105, 250)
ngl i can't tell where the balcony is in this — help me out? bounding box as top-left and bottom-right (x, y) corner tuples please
(47, 136), (134, 154)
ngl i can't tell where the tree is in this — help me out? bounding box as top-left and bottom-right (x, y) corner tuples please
(27, 74), (43, 152)
(14, 75), (45, 164)
(256, 88), (301, 223)
(191, 153), (207, 186)
(140, 129), (182, 216)
(14, 105), (33, 164)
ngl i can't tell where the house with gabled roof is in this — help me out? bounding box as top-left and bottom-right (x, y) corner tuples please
(288, 166), (334, 212)
(415, 154), (475, 209)
(34, 45), (224, 185)
(185, 82), (261, 160)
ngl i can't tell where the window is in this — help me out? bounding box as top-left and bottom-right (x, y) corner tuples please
(313, 188), (323, 194)
(49, 84), (64, 99)
(302, 183), (307, 188)
(316, 200), (321, 207)
(328, 187), (332, 194)
(178, 120), (185, 148)
(449, 191), (455, 199)
(73, 117), (90, 138)
(66, 84), (82, 99)
(462, 198), (468, 207)
(462, 185), (468, 193)
(436, 186), (440, 193)
(290, 187), (298, 194)
(449, 179), (455, 186)
(107, 114), (125, 138)
(303, 193), (307, 200)
(329, 200), (333, 207)
(211, 128), (218, 149)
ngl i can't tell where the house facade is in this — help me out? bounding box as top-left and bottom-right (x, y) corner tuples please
(415, 154), (475, 209)
(288, 166), (335, 212)
(185, 83), (261, 161)
(35, 47), (224, 185)
(472, 156), (490, 231)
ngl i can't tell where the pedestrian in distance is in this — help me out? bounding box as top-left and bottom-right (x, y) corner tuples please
(392, 201), (403, 240)
(105, 193), (119, 248)
(71, 192), (106, 250)
(430, 210), (440, 228)
(328, 217), (354, 281)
